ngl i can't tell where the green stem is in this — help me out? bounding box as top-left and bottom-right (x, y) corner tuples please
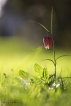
(51, 7), (56, 83)
(53, 40), (56, 81)
(53, 49), (57, 92)
(54, 50), (56, 80)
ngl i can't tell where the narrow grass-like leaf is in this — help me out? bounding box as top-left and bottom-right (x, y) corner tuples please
(43, 59), (54, 65)
(29, 20), (49, 32)
(61, 77), (71, 79)
(51, 7), (53, 34)
(56, 55), (71, 61)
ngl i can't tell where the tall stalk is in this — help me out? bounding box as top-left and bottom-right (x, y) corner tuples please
(51, 7), (56, 82)
(30, 6), (57, 83)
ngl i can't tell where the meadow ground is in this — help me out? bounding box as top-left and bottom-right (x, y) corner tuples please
(0, 37), (71, 106)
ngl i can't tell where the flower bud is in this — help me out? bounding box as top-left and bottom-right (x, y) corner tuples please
(43, 36), (53, 49)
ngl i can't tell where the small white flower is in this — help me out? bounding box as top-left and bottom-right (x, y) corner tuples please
(52, 82), (60, 88)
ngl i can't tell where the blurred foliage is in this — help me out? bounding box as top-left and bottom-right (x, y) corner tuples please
(0, 37), (71, 106)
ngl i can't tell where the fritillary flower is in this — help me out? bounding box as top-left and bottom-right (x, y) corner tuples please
(43, 36), (53, 49)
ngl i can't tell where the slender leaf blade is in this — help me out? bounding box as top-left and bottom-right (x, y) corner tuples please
(56, 55), (71, 61)
(29, 20), (49, 32)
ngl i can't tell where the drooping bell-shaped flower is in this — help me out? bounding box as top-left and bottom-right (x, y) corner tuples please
(43, 36), (53, 49)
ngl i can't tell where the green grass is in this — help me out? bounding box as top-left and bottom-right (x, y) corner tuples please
(0, 37), (71, 106)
